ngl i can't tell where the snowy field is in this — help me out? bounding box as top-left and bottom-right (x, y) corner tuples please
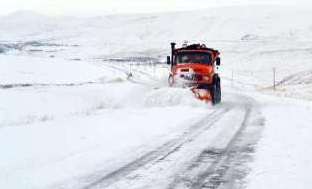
(1, 5), (312, 189)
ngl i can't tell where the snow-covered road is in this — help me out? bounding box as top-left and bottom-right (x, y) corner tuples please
(77, 93), (263, 189)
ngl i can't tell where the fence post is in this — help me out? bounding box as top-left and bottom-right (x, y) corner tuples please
(273, 67), (276, 90)
(153, 63), (156, 79)
(231, 70), (234, 88)
(129, 63), (133, 75)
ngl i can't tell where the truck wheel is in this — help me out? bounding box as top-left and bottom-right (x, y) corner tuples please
(211, 76), (221, 105)
(215, 79), (221, 103)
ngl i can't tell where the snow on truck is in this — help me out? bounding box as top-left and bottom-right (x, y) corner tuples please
(167, 42), (221, 104)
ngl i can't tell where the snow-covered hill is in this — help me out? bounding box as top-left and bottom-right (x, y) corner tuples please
(1, 5), (312, 94)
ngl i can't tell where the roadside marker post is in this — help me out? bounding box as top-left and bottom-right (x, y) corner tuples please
(273, 67), (276, 91)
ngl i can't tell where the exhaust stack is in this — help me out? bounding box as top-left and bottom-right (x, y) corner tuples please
(170, 42), (176, 65)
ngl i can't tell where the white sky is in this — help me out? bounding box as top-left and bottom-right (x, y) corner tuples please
(1, 0), (310, 16)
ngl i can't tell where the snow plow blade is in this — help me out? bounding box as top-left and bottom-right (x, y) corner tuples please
(192, 88), (212, 102)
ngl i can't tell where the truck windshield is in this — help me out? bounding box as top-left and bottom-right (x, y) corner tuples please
(176, 52), (212, 65)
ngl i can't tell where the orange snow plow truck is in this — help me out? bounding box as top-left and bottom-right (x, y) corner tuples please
(167, 42), (221, 104)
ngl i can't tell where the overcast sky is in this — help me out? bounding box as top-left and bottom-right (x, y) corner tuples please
(1, 0), (310, 16)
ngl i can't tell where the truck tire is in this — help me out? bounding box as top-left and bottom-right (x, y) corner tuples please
(211, 75), (221, 105)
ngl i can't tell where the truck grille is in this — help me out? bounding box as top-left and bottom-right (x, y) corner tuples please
(181, 74), (202, 81)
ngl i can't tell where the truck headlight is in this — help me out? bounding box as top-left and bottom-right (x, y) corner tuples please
(203, 76), (210, 81)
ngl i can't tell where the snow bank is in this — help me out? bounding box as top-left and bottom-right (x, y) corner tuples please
(246, 97), (312, 189)
(144, 87), (210, 107)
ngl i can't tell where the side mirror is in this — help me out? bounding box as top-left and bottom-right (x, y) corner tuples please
(216, 57), (221, 66)
(167, 56), (171, 65)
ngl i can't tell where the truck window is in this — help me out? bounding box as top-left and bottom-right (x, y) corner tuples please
(176, 52), (212, 65)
